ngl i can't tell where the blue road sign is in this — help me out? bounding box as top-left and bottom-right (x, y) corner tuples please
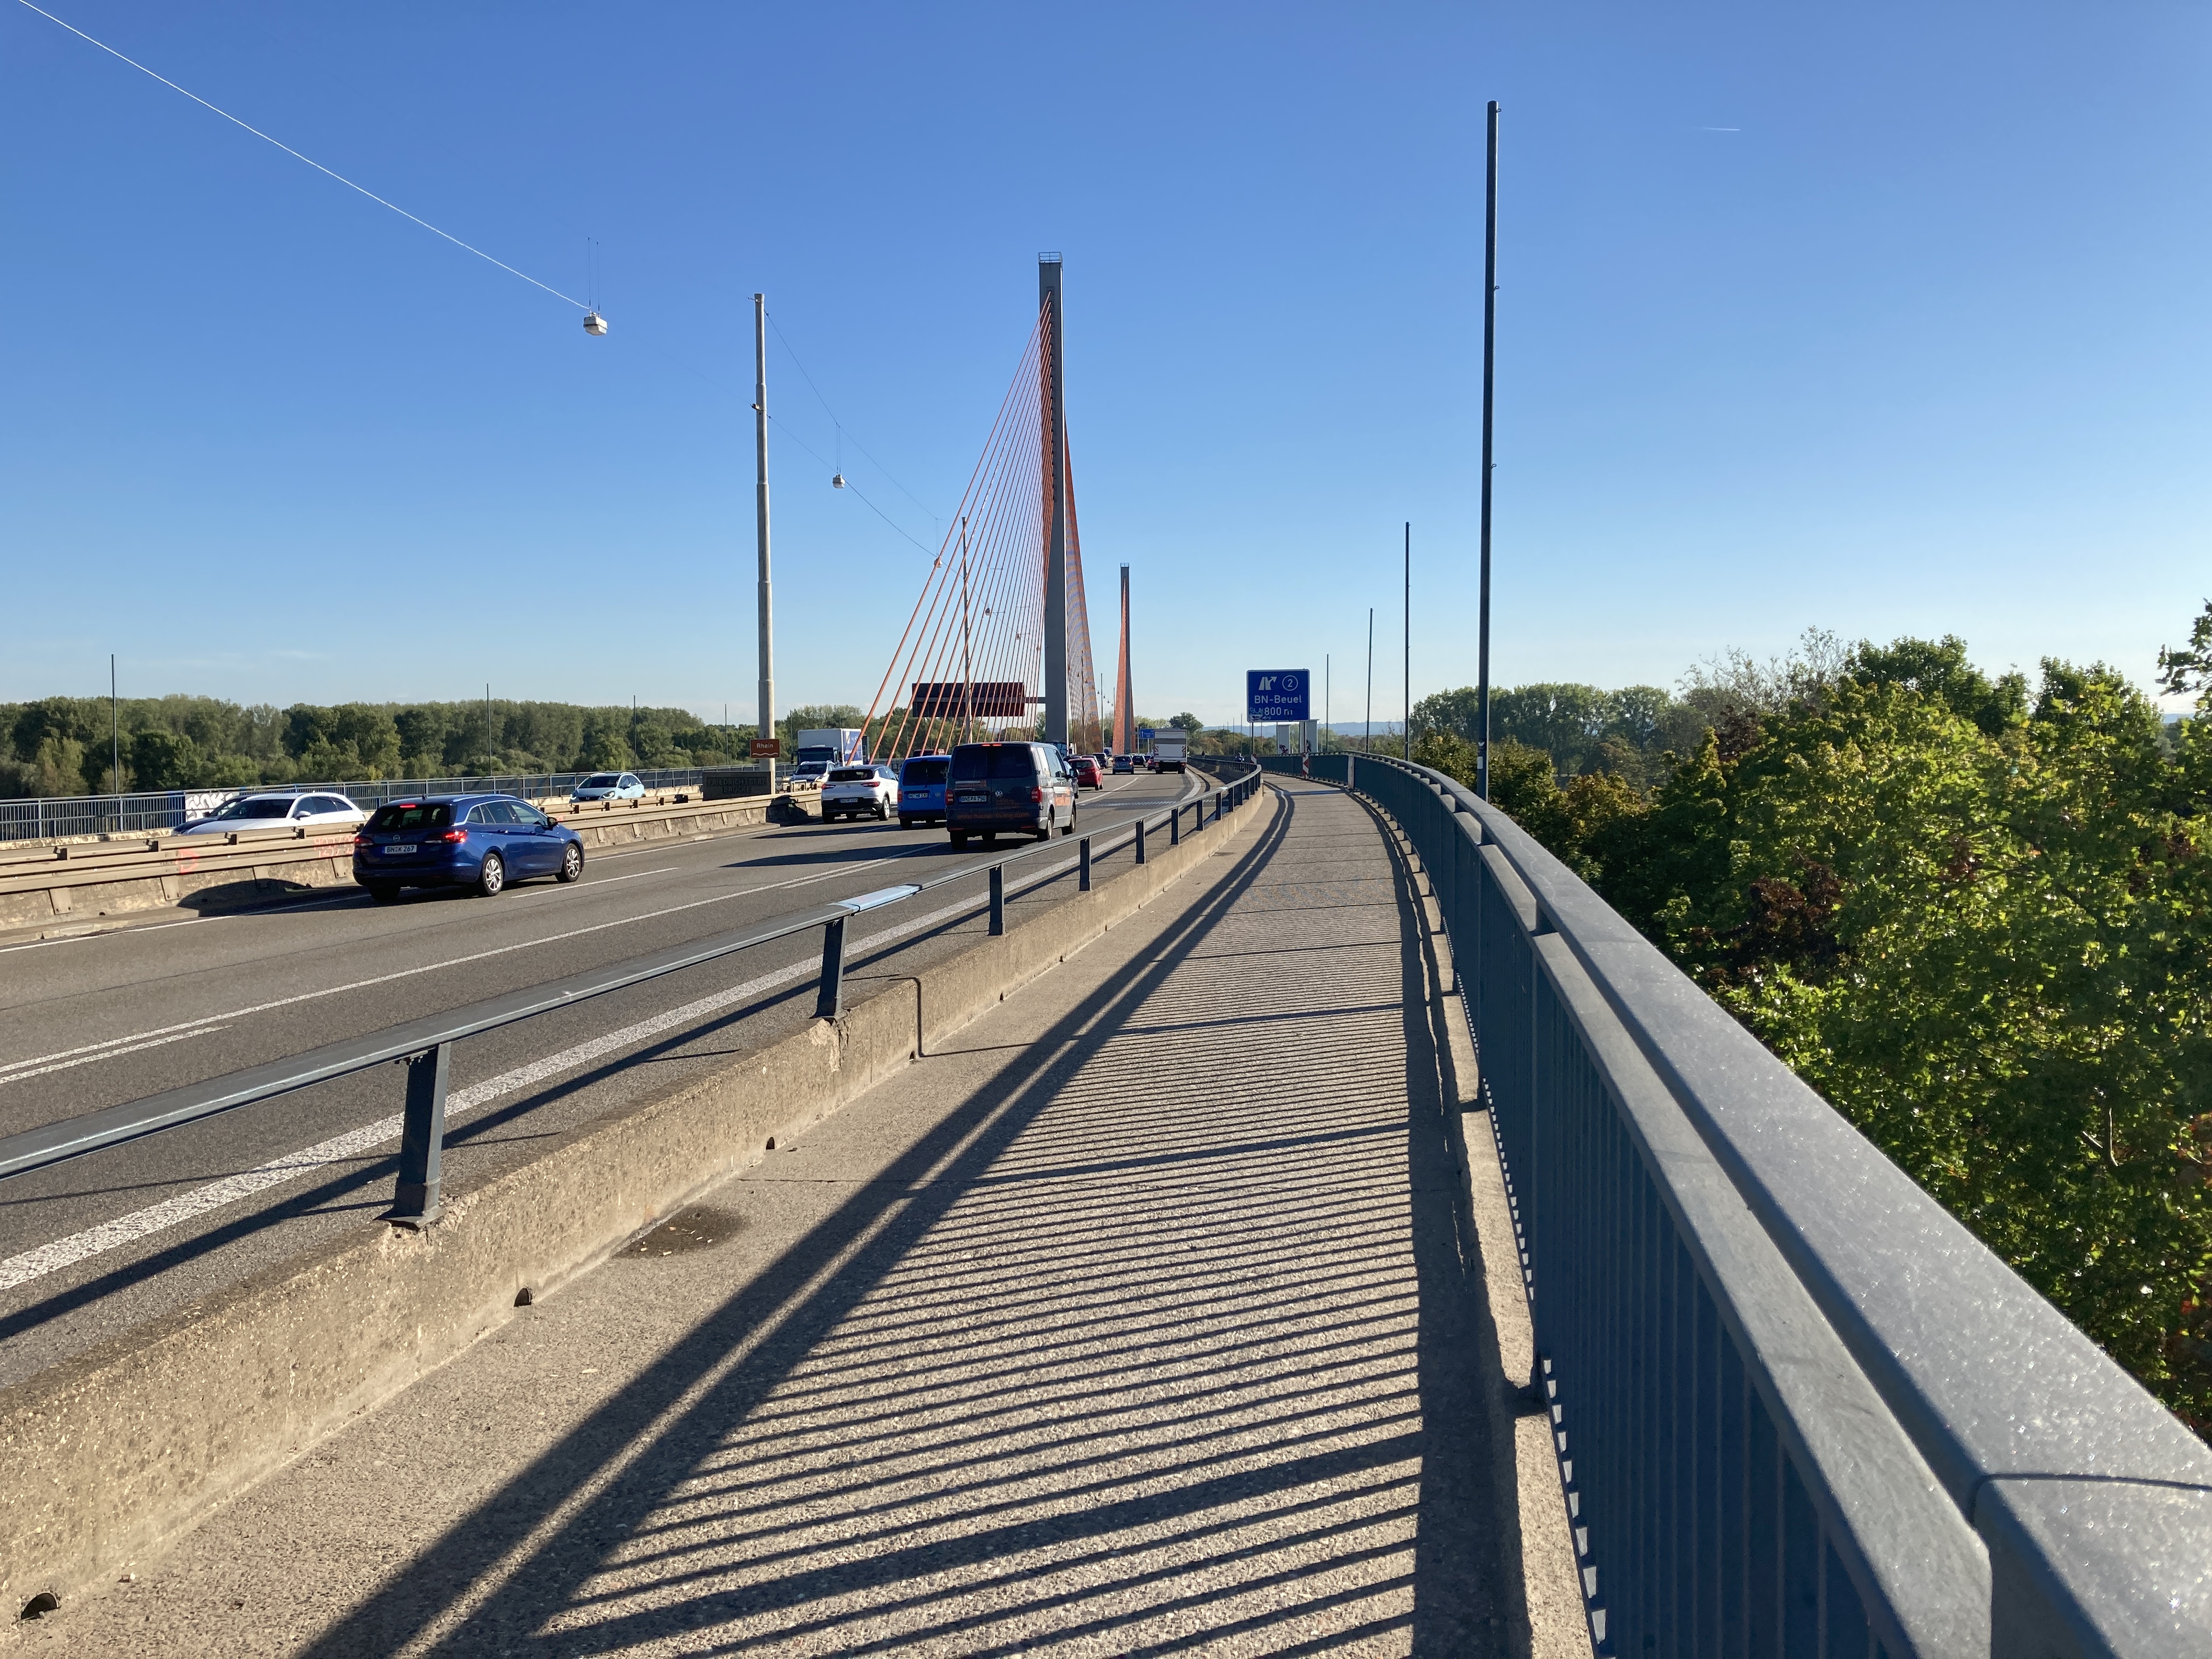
(1137, 727), (1156, 744)
(1246, 670), (1311, 723)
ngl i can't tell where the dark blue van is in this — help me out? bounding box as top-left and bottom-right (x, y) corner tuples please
(352, 794), (585, 902)
(898, 754), (951, 827)
(945, 742), (1079, 846)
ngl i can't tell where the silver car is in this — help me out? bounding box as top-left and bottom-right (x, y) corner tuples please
(177, 791), (366, 835)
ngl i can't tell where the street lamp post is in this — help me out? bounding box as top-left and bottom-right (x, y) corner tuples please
(754, 294), (776, 785)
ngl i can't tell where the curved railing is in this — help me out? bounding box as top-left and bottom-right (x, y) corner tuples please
(0, 764), (1265, 1222)
(1266, 752), (2211, 1658)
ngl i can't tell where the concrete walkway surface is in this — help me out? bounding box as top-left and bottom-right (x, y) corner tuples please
(20, 783), (1579, 1657)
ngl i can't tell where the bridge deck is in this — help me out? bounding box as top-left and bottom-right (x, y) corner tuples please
(35, 785), (1573, 1657)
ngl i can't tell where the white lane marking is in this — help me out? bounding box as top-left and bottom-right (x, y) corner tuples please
(0, 869), (1064, 1293)
(0, 935), (95, 956)
(0, 854), (918, 1082)
(0, 1025), (229, 1085)
(582, 866), (678, 885)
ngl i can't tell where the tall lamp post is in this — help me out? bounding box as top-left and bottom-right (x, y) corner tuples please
(753, 294), (776, 783)
(1476, 100), (1499, 798)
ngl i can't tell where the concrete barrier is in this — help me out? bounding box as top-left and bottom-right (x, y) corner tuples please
(0, 789), (821, 940)
(0, 782), (1272, 1612)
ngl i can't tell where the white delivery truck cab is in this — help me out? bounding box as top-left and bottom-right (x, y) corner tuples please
(1153, 732), (1189, 773)
(792, 727), (865, 789)
(795, 728), (866, 766)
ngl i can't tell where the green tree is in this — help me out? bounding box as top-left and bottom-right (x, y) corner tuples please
(1572, 654), (2212, 1429)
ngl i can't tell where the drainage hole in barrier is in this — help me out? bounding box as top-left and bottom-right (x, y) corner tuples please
(627, 1206), (743, 1257)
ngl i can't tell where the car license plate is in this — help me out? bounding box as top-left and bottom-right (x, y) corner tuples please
(384, 845), (415, 856)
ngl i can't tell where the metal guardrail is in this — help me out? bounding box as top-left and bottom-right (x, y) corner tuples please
(0, 765), (1263, 1227)
(0, 770), (710, 844)
(1263, 752), (2212, 1656)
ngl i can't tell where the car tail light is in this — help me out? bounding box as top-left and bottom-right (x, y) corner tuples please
(1030, 787), (1043, 803)
(352, 834), (370, 850)
(437, 828), (467, 844)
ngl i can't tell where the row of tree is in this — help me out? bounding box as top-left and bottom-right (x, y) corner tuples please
(1412, 613), (2212, 1433)
(0, 696), (864, 797)
(0, 691), (1268, 797)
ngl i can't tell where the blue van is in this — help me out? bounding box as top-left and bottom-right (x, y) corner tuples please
(944, 742), (1079, 846)
(898, 754), (951, 827)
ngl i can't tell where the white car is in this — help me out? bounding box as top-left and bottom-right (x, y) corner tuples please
(821, 764), (900, 822)
(177, 791), (366, 835)
(788, 760), (833, 791)
(571, 772), (645, 803)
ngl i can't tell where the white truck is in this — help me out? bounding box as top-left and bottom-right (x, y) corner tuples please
(792, 727), (866, 789)
(1152, 732), (1188, 773)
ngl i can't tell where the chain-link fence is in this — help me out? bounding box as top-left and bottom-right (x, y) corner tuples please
(0, 770), (708, 844)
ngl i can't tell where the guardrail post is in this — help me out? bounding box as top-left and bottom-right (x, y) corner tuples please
(1169, 805), (1181, 845)
(1078, 836), (1092, 891)
(988, 864), (1006, 935)
(814, 914), (848, 1019)
(386, 1042), (451, 1228)
(1134, 819), (1146, 864)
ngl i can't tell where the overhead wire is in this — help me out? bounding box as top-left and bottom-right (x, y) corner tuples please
(14, 0), (588, 312)
(766, 309), (943, 529)
(764, 414), (936, 557)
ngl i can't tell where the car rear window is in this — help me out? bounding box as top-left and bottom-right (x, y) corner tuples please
(901, 759), (949, 786)
(950, 744), (1043, 782)
(829, 768), (874, 783)
(367, 803), (453, 832)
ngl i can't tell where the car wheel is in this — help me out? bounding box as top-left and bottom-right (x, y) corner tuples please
(899, 814), (915, 829)
(876, 800), (890, 820)
(476, 852), (505, 898)
(1063, 807), (1078, 836)
(950, 830), (969, 847)
(557, 843), (583, 883)
(366, 882), (401, 904)
(1035, 810), (1053, 843)
(980, 832), (996, 847)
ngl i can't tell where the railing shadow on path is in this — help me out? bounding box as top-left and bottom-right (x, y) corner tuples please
(293, 784), (1535, 1657)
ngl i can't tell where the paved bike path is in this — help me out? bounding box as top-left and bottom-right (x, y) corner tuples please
(27, 783), (1551, 1657)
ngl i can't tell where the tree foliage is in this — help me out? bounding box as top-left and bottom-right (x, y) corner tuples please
(0, 693), (747, 795)
(1474, 627), (2212, 1431)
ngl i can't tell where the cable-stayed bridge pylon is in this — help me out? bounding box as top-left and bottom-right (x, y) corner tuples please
(862, 256), (1102, 763)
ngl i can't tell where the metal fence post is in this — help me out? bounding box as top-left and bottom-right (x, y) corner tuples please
(1170, 805), (1181, 845)
(989, 864), (1006, 935)
(815, 914), (848, 1019)
(1079, 836), (1092, 890)
(386, 1042), (452, 1228)
(1135, 819), (1146, 864)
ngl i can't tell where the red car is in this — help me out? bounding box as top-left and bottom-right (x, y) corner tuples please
(1073, 755), (1104, 789)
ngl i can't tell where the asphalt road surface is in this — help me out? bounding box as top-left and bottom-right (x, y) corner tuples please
(0, 768), (1211, 1389)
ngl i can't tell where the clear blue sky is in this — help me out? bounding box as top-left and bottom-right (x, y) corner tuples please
(5, 2), (2207, 726)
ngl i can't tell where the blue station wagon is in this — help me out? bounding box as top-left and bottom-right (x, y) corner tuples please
(898, 754), (951, 827)
(352, 794), (585, 902)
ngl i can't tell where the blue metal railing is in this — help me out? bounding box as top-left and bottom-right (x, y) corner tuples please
(1266, 752), (2212, 1658)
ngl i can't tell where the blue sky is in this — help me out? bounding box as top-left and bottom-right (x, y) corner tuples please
(4, 2), (2207, 726)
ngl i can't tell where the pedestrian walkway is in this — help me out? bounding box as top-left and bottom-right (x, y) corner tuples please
(35, 784), (1565, 1657)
